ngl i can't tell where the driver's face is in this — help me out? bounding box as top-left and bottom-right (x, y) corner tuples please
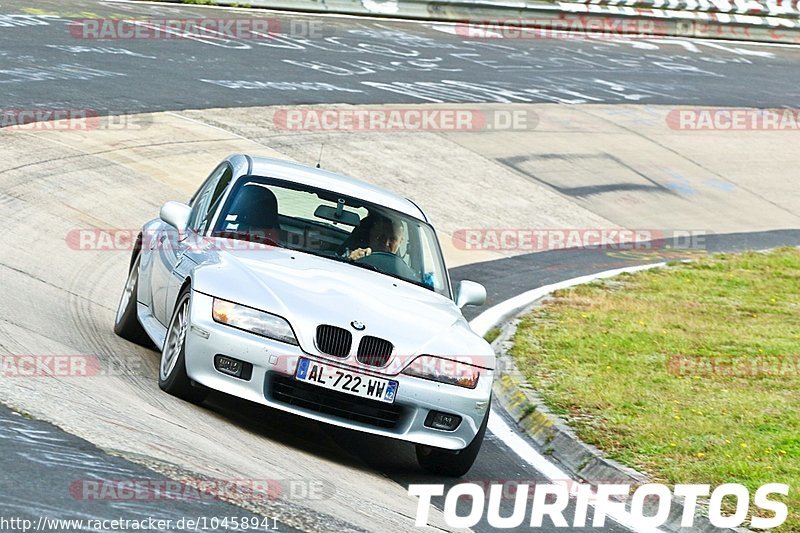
(369, 219), (404, 253)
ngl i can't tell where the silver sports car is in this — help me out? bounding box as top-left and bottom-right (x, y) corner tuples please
(114, 154), (494, 476)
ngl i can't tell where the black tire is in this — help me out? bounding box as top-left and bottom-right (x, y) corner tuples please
(113, 245), (154, 348)
(416, 400), (490, 477)
(158, 287), (208, 404)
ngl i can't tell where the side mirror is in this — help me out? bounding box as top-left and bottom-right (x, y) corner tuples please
(455, 280), (487, 308)
(159, 201), (192, 234)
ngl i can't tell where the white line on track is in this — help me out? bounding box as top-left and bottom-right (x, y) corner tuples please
(471, 262), (667, 533)
(469, 262), (665, 338)
(488, 413), (664, 533)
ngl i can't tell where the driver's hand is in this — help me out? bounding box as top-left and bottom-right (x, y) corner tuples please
(349, 247), (372, 261)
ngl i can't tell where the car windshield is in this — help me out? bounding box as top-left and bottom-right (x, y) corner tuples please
(210, 175), (451, 298)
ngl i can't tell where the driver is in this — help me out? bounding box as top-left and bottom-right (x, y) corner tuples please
(348, 215), (404, 261)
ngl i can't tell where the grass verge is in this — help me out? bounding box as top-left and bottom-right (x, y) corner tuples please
(484, 327), (502, 344)
(510, 248), (800, 530)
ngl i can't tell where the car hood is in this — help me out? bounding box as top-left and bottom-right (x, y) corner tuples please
(191, 246), (489, 371)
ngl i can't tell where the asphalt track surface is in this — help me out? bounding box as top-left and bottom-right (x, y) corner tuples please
(3, 0), (800, 111)
(2, 1), (800, 532)
(0, 404), (305, 533)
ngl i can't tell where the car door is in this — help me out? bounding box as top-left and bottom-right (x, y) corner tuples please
(150, 163), (233, 325)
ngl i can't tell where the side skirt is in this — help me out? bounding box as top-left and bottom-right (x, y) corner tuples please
(137, 302), (168, 350)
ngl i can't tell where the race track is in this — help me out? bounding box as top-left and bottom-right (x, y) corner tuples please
(5, 0), (800, 109)
(1, 1), (800, 532)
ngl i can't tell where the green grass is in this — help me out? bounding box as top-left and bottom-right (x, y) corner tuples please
(510, 248), (800, 530)
(484, 327), (502, 344)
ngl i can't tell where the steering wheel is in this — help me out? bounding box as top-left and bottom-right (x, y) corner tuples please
(357, 251), (417, 279)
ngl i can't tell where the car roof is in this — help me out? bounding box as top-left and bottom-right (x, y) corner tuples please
(231, 154), (428, 222)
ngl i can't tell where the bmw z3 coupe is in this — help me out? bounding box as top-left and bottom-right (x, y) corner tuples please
(114, 154), (494, 476)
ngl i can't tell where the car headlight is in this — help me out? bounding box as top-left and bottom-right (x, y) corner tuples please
(212, 298), (298, 345)
(401, 355), (481, 389)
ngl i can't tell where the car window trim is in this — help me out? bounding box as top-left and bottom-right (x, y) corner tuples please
(188, 163), (227, 231)
(198, 163), (236, 236)
(198, 166), (234, 234)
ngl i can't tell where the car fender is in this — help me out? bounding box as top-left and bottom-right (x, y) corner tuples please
(136, 218), (162, 311)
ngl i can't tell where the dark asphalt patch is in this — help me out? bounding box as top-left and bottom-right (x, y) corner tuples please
(0, 403), (322, 533)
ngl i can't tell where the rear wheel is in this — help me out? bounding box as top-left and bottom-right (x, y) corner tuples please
(113, 251), (153, 348)
(158, 288), (208, 404)
(416, 401), (490, 477)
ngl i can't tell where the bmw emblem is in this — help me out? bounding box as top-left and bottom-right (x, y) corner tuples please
(351, 320), (366, 331)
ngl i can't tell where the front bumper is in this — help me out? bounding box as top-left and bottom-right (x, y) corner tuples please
(184, 291), (493, 450)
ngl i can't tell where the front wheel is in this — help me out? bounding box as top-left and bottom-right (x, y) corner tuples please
(158, 288), (208, 404)
(416, 402), (490, 477)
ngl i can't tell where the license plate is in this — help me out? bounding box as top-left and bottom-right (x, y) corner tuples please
(295, 358), (398, 404)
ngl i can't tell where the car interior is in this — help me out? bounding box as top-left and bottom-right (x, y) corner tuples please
(212, 179), (437, 292)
